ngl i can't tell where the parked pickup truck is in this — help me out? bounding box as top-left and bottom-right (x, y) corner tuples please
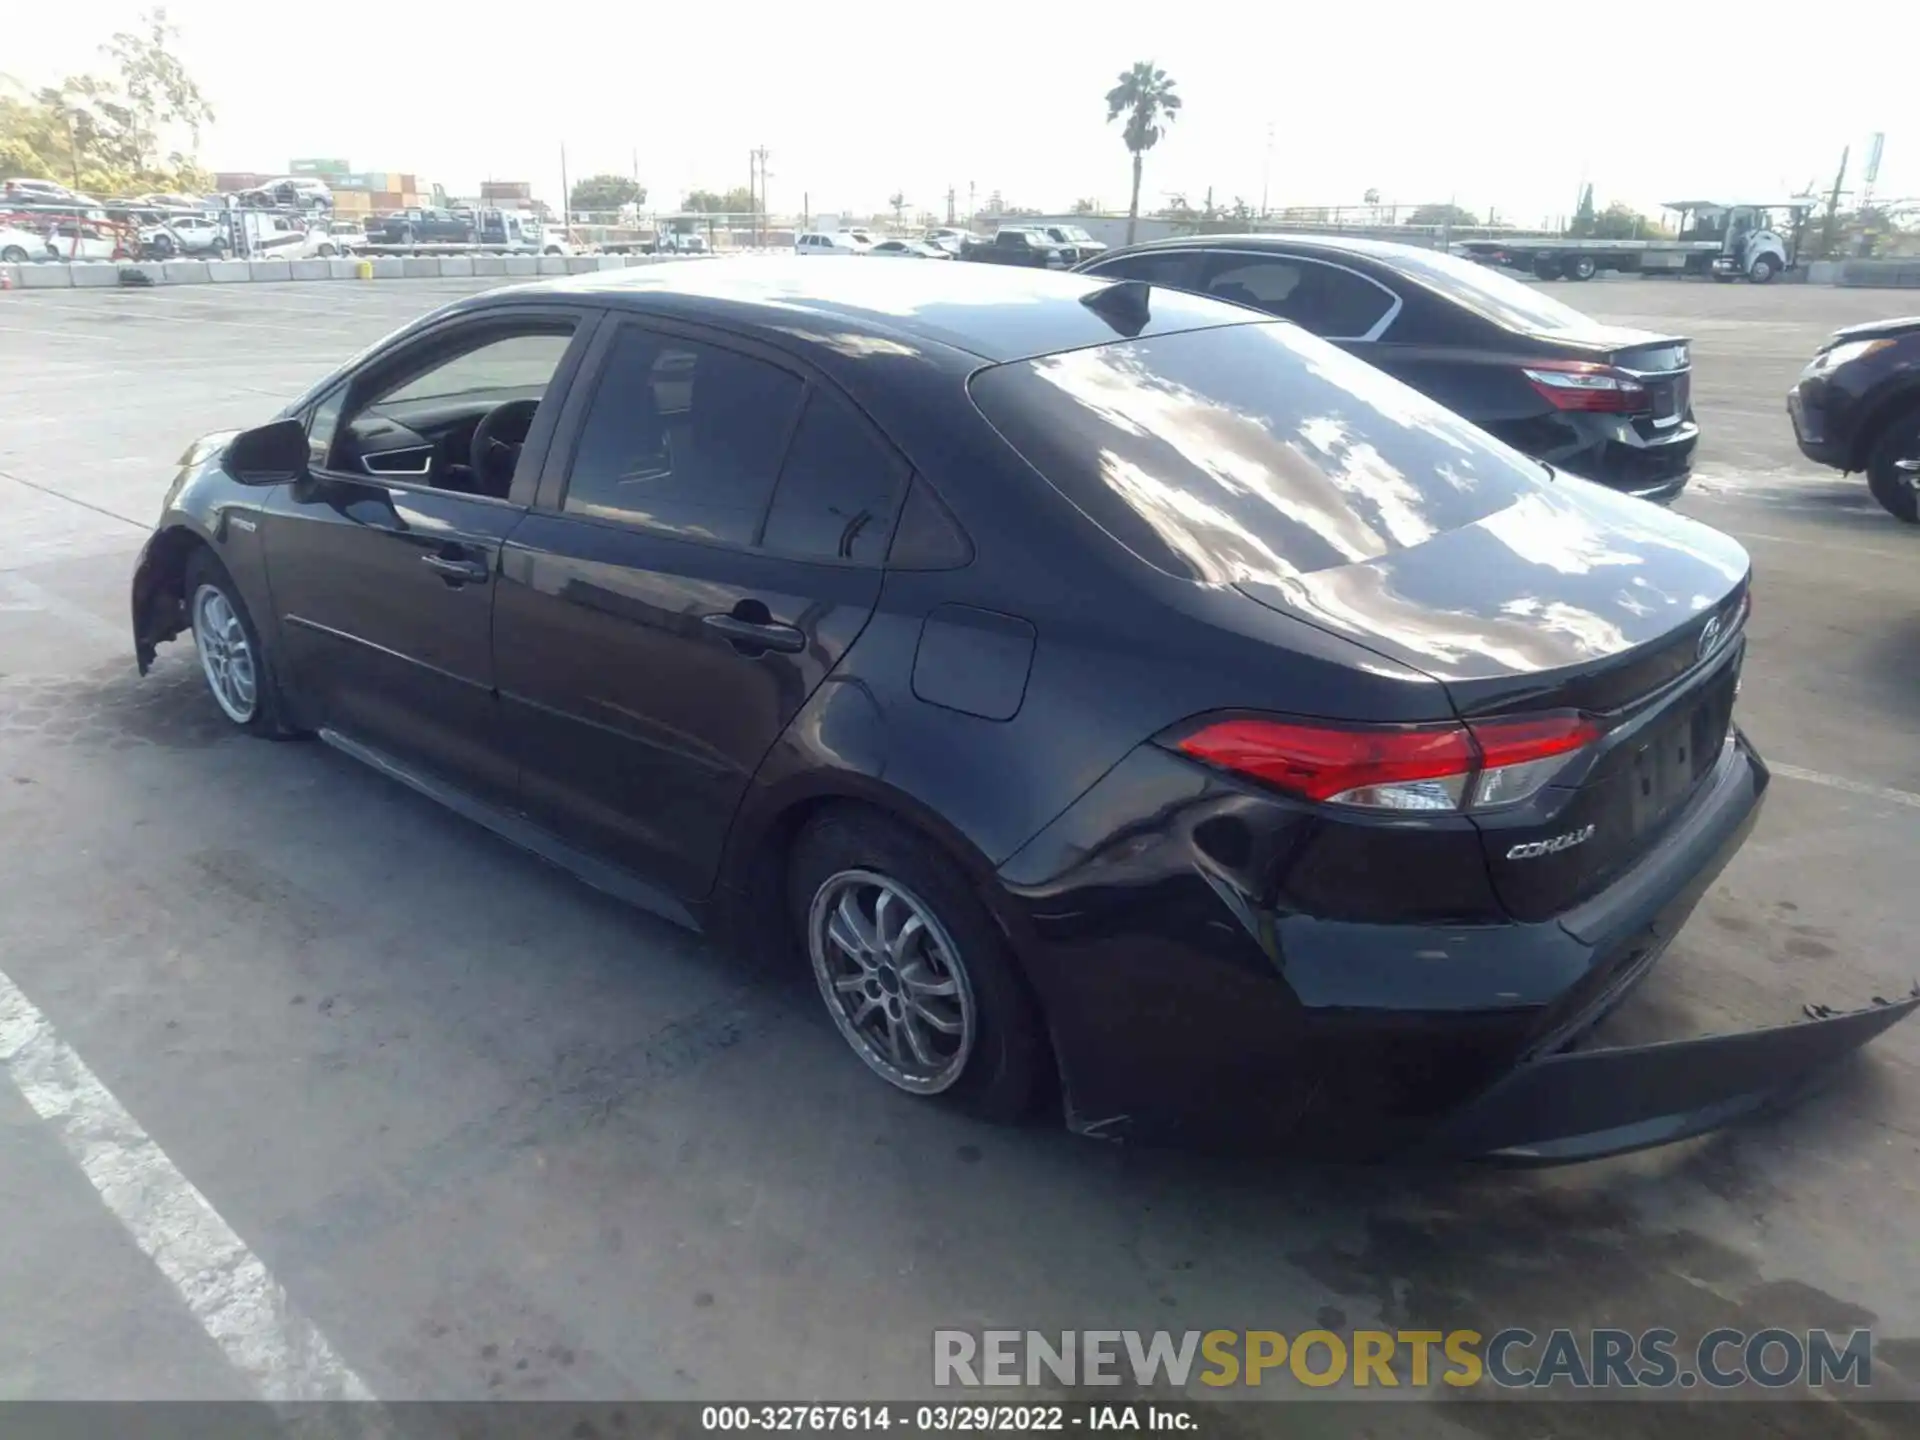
(367, 207), (477, 245)
(958, 227), (1071, 268)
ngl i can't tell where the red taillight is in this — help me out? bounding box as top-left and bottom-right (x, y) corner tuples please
(1173, 712), (1599, 813)
(1521, 359), (1648, 414)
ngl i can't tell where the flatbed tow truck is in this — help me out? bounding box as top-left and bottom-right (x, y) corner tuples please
(1456, 200), (1812, 284)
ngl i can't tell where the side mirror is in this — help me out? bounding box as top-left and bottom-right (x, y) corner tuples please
(224, 418), (310, 485)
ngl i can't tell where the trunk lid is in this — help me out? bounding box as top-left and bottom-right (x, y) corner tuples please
(1234, 479), (1751, 919)
(1826, 315), (1920, 347)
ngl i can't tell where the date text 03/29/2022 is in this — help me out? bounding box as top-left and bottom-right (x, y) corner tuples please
(701, 1405), (1194, 1432)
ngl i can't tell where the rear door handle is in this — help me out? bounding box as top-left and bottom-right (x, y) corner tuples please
(421, 552), (491, 584)
(702, 613), (805, 653)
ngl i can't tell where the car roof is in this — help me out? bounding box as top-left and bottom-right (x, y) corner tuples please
(512, 255), (1267, 362)
(1103, 231), (1458, 267)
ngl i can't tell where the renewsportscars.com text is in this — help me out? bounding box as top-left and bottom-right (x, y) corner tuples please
(933, 1327), (1876, 1391)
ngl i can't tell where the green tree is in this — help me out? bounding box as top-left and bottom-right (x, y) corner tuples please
(1104, 61), (1181, 245)
(0, 9), (212, 194)
(1570, 183), (1596, 237)
(888, 191), (907, 228)
(569, 173), (644, 211)
(1590, 202), (1659, 240)
(682, 186), (754, 213)
(1404, 203), (1479, 229)
(1070, 197), (1098, 214)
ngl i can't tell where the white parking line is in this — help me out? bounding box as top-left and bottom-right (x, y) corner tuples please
(1771, 763), (1920, 812)
(0, 965), (378, 1403)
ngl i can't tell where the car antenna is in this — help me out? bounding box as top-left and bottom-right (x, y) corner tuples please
(1080, 279), (1151, 336)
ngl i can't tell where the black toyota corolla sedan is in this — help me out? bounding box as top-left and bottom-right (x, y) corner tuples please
(130, 260), (1916, 1162)
(1076, 235), (1700, 503)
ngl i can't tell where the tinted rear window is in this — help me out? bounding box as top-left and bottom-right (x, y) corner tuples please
(969, 322), (1545, 584)
(1385, 247), (1605, 334)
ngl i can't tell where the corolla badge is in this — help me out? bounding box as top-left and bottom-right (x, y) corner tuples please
(1507, 824), (1596, 861)
(1697, 614), (1725, 662)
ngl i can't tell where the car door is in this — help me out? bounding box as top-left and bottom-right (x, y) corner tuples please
(261, 306), (598, 806)
(494, 315), (910, 899)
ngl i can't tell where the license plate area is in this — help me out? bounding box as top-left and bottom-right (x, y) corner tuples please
(1626, 663), (1737, 840)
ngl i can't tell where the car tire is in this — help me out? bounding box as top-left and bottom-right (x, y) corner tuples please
(1, 245), (27, 264)
(183, 548), (299, 737)
(1568, 255), (1598, 281)
(1748, 256), (1777, 284)
(1532, 256), (1562, 280)
(1865, 408), (1920, 523)
(789, 806), (1048, 1124)
(318, 243), (335, 257)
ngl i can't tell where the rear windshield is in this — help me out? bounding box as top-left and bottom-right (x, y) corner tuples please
(1389, 247), (1604, 334)
(969, 322), (1546, 583)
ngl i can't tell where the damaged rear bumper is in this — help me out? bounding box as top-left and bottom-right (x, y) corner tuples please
(1411, 984), (1920, 1163)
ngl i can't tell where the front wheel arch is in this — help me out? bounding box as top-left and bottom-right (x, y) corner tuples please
(133, 525), (214, 670)
(1846, 388), (1920, 473)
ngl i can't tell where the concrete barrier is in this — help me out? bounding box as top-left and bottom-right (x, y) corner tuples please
(17, 263), (74, 288)
(1836, 258), (1920, 288)
(0, 249), (742, 293)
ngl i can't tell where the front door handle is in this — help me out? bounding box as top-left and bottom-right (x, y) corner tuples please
(421, 552), (490, 584)
(702, 612), (805, 654)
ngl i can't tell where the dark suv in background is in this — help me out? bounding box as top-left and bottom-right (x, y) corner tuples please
(1078, 235), (1699, 502)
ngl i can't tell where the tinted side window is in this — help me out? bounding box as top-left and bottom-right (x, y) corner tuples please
(1203, 256), (1396, 339)
(1088, 251), (1203, 289)
(761, 389), (907, 563)
(563, 326), (804, 543)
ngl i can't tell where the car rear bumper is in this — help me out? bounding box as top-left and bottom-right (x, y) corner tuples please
(994, 728), (1913, 1162)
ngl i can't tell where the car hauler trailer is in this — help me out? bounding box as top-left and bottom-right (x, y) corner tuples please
(1455, 201), (1812, 283)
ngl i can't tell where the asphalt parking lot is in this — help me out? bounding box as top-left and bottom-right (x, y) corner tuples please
(0, 274), (1917, 1434)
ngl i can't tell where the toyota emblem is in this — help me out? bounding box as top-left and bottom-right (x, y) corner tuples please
(1697, 614), (1724, 662)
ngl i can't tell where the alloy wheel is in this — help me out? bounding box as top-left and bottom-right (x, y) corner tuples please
(191, 582), (258, 723)
(808, 868), (976, 1094)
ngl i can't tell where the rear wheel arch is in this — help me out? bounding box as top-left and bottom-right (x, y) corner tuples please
(733, 787), (1061, 1121)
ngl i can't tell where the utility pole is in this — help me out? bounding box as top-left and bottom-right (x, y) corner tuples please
(1260, 122), (1273, 220)
(559, 142), (572, 242)
(748, 146), (771, 246)
(946, 185), (956, 225)
(968, 181), (976, 227)
(1820, 145), (1849, 260)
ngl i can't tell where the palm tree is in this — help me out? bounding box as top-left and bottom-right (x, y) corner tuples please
(1105, 62), (1181, 246)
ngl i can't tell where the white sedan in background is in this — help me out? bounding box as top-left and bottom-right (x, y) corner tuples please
(1, 223), (48, 263)
(868, 238), (950, 259)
